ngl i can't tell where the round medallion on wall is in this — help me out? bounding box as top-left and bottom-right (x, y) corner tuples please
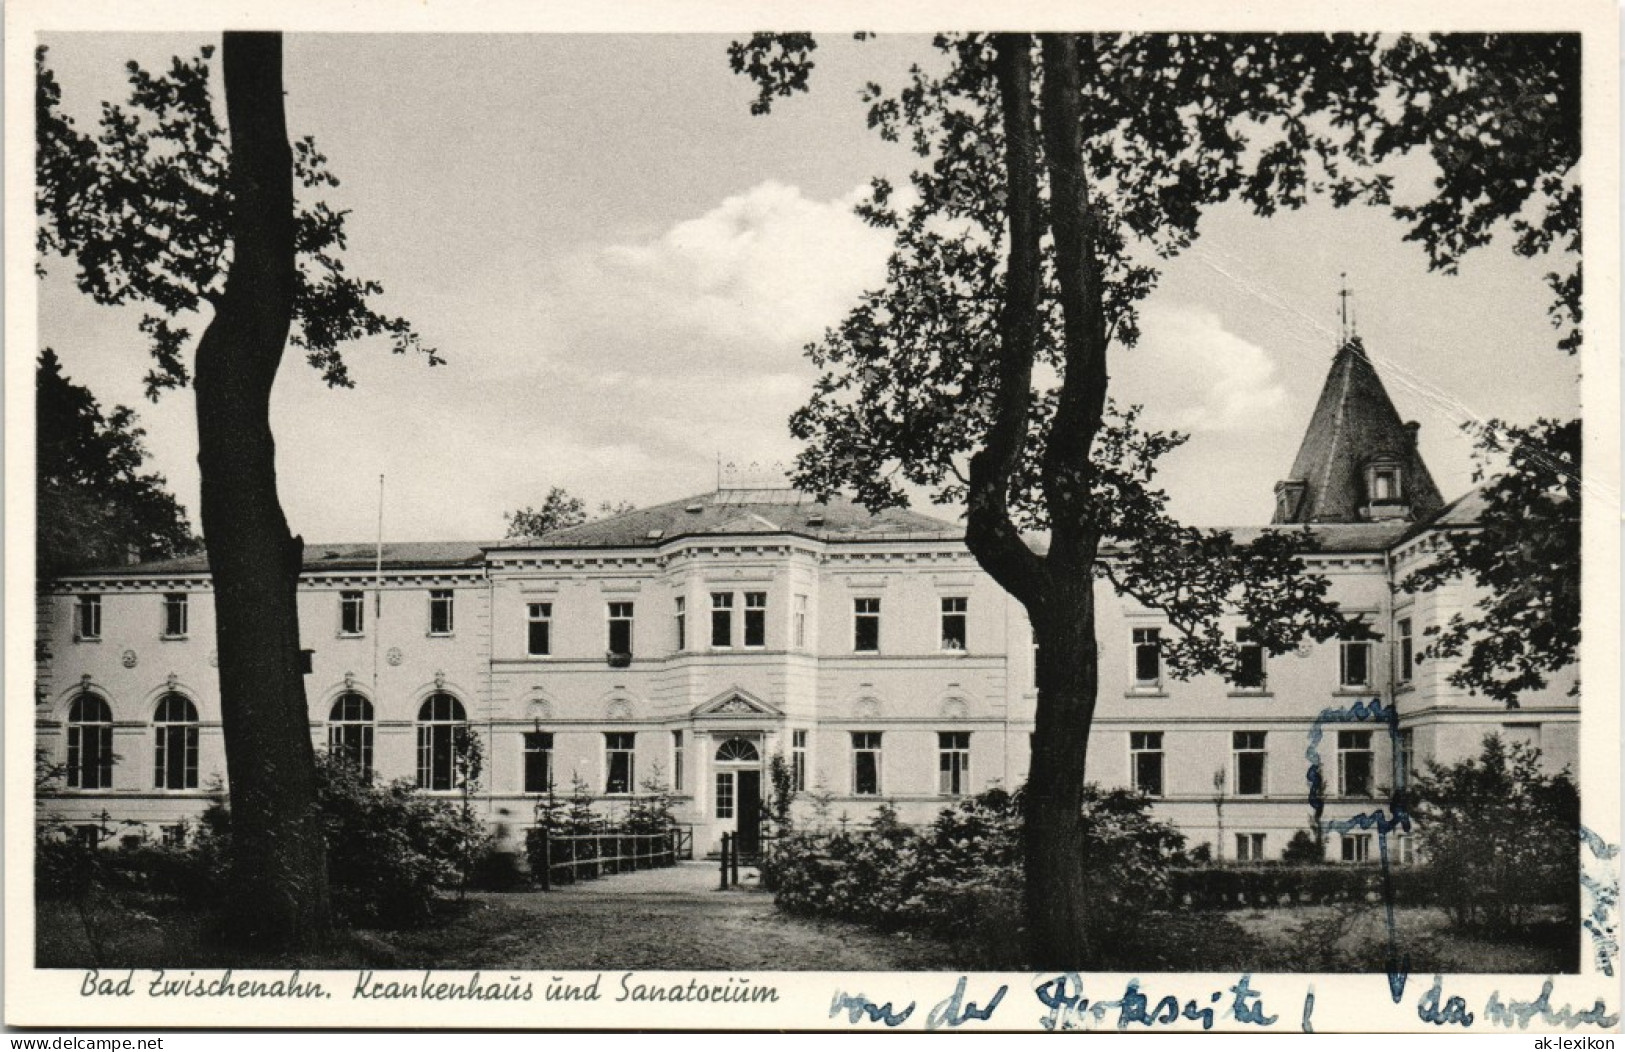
(940, 697), (969, 720)
(386, 647), (403, 667)
(121, 649), (138, 669)
(606, 698), (633, 721)
(854, 697), (882, 720)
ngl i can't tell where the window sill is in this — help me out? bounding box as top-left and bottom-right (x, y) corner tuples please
(427, 632), (456, 639)
(1228, 690), (1272, 698)
(1127, 686), (1167, 697)
(939, 646), (968, 656)
(337, 632), (366, 640)
(525, 654), (553, 660)
(159, 635), (189, 642)
(73, 637), (101, 645)
(1334, 686), (1376, 695)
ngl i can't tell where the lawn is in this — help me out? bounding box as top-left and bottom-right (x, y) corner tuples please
(36, 881), (1577, 975)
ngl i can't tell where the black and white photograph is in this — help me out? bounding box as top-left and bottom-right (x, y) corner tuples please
(8, 0), (1619, 1034)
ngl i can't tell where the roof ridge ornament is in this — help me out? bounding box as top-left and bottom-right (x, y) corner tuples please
(718, 459), (790, 491)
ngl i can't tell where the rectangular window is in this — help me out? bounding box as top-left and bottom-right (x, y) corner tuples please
(75, 595), (102, 641)
(793, 594), (808, 648)
(1233, 731), (1267, 796)
(715, 772), (735, 819)
(154, 725), (198, 790)
(524, 731), (554, 793)
(1397, 617), (1414, 682)
(160, 824), (186, 849)
(1338, 730), (1375, 798)
(429, 589), (455, 635)
(941, 597), (968, 651)
(852, 732), (882, 795)
(1132, 627), (1161, 687)
(68, 719), (114, 791)
(711, 592), (733, 647)
(674, 596), (686, 651)
(744, 592), (767, 648)
(1397, 728), (1415, 784)
(853, 597), (880, 653)
(1234, 627), (1266, 689)
(1397, 834), (1415, 865)
(1235, 833), (1266, 862)
(1131, 731), (1164, 798)
(527, 602), (552, 657)
(673, 730), (684, 792)
(1340, 640), (1371, 688)
(162, 593), (188, 638)
(791, 729), (807, 792)
(608, 601), (634, 657)
(1342, 833), (1373, 863)
(938, 732), (971, 796)
(340, 591), (366, 636)
(605, 732), (636, 794)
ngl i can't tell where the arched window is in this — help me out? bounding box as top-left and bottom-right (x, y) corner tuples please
(714, 738), (760, 763)
(67, 694), (114, 790)
(328, 692), (374, 774)
(153, 694), (198, 790)
(416, 693), (466, 791)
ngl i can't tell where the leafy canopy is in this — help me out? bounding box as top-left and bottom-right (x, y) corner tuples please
(1402, 419), (1580, 705)
(36, 348), (198, 576)
(736, 33), (1384, 676)
(503, 488), (636, 539)
(36, 45), (438, 399)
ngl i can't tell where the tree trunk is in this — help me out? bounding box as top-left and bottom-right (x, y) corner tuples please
(193, 31), (330, 948)
(1023, 575), (1103, 968)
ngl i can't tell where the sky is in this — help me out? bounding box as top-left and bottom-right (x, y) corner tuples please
(35, 33), (1581, 543)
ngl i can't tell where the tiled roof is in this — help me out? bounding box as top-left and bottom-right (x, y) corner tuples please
(1273, 337), (1445, 525)
(66, 540), (493, 578)
(495, 488), (963, 550)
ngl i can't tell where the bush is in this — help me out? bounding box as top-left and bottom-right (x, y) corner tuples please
(1281, 828), (1326, 863)
(761, 784), (1186, 966)
(312, 753), (489, 926)
(1410, 734), (1580, 931)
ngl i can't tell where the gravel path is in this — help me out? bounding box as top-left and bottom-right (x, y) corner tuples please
(379, 862), (962, 971)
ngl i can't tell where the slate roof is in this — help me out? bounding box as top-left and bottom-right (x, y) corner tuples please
(495, 488), (963, 550)
(65, 541), (493, 578)
(1272, 337), (1445, 525)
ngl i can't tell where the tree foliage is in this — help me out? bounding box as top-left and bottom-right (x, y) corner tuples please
(735, 32), (1374, 677)
(503, 487), (635, 539)
(36, 348), (198, 577)
(1353, 35), (1580, 352)
(1410, 735), (1579, 931)
(1402, 418), (1580, 705)
(35, 45), (437, 398)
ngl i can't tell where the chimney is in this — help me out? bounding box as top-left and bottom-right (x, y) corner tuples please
(1404, 421), (1421, 445)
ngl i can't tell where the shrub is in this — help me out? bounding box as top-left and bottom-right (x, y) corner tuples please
(1281, 828), (1326, 863)
(1410, 734), (1580, 931)
(762, 783), (1186, 967)
(313, 752), (489, 926)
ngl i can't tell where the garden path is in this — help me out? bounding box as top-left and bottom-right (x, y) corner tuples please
(391, 861), (962, 970)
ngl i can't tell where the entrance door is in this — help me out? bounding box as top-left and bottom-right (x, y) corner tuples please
(736, 769), (763, 854)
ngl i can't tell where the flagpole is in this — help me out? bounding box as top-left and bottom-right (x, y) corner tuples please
(372, 474), (384, 709)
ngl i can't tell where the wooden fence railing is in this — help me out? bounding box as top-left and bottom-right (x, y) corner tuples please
(534, 829), (681, 891)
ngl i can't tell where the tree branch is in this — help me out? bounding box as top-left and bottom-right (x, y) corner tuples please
(964, 33), (1047, 610)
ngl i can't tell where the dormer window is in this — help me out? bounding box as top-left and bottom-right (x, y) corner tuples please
(1362, 459), (1409, 520)
(1365, 460), (1403, 503)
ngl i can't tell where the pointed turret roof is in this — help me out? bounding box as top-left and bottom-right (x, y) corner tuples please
(1272, 337), (1444, 525)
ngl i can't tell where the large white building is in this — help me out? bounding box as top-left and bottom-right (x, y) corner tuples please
(35, 338), (1579, 859)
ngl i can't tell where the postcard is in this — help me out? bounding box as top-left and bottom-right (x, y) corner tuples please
(7, 0), (1619, 1034)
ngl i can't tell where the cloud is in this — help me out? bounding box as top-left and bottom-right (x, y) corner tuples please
(1116, 304), (1289, 433)
(545, 180), (893, 374)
